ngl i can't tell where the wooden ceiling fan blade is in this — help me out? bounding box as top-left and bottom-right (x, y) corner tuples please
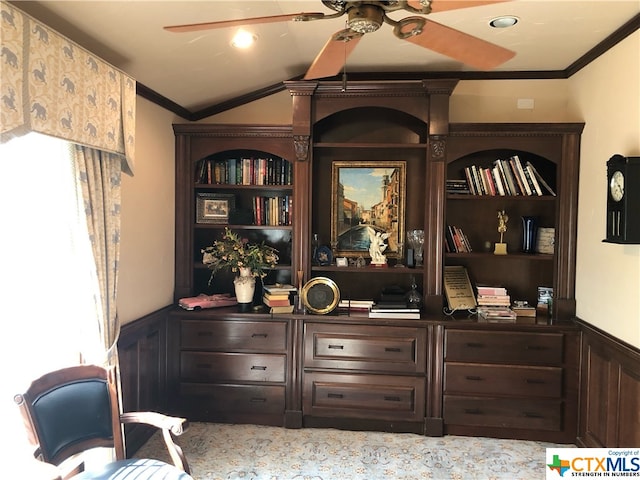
(407, 0), (512, 13)
(164, 12), (325, 33)
(304, 30), (363, 80)
(403, 19), (515, 69)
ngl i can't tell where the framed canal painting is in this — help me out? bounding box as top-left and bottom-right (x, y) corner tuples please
(331, 161), (406, 258)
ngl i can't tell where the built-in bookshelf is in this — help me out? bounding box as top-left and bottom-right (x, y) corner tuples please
(445, 125), (584, 320)
(173, 125), (296, 301)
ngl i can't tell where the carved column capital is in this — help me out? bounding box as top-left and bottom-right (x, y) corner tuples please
(294, 135), (310, 162)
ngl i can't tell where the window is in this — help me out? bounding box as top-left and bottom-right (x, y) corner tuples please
(0, 133), (101, 458)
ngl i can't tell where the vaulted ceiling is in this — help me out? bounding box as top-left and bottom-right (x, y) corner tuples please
(12, 1), (640, 120)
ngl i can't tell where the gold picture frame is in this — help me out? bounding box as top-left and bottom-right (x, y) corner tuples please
(196, 192), (235, 224)
(331, 161), (406, 258)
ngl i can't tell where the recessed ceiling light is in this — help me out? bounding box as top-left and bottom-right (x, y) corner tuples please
(489, 16), (518, 28)
(231, 29), (257, 49)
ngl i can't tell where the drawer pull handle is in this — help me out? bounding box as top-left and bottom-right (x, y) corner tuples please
(250, 397), (267, 403)
(252, 333), (268, 338)
(525, 345), (548, 351)
(328, 344), (344, 350)
(328, 393), (344, 399)
(466, 342), (484, 348)
(465, 375), (483, 381)
(523, 412), (544, 418)
(384, 396), (401, 402)
(196, 331), (213, 337)
(464, 408), (483, 415)
(196, 364), (212, 369)
(526, 379), (545, 384)
(385, 347), (401, 352)
(251, 365), (267, 371)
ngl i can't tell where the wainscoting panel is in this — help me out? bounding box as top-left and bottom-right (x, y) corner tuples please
(577, 320), (640, 448)
(118, 306), (171, 454)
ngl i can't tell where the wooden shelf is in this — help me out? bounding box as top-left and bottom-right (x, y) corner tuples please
(445, 252), (554, 261)
(312, 265), (425, 274)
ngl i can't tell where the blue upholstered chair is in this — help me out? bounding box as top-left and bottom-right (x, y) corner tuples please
(14, 364), (192, 479)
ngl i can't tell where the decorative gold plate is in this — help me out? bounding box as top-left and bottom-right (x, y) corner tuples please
(301, 277), (340, 314)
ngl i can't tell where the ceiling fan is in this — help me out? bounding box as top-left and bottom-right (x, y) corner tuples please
(164, 0), (516, 80)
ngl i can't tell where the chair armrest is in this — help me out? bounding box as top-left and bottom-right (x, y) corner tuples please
(120, 411), (188, 436)
(120, 412), (191, 474)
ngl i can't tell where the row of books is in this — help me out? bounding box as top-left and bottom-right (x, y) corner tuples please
(253, 195), (293, 226)
(196, 157), (293, 186)
(460, 155), (556, 197)
(445, 225), (472, 253)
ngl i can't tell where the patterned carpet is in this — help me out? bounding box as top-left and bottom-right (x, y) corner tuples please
(135, 422), (573, 480)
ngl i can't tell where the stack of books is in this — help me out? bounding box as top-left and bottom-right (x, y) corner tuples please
(446, 179), (470, 194)
(476, 285), (511, 306)
(262, 283), (297, 314)
(338, 299), (375, 313)
(476, 285), (516, 322)
(368, 305), (420, 319)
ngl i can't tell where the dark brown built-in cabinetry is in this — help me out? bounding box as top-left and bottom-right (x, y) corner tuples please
(169, 80), (585, 442)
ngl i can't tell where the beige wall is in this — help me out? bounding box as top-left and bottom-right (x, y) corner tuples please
(120, 34), (640, 346)
(118, 98), (181, 324)
(569, 31), (640, 347)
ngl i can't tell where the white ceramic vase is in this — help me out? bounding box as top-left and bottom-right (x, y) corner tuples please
(233, 267), (255, 305)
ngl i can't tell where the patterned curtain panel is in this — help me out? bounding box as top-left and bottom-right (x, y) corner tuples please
(0, 1), (136, 174)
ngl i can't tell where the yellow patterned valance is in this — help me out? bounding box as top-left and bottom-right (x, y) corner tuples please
(1, 1), (136, 174)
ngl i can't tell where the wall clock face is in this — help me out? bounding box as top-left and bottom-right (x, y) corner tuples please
(609, 170), (624, 202)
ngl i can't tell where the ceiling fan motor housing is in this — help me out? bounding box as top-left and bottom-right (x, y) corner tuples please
(347, 5), (384, 33)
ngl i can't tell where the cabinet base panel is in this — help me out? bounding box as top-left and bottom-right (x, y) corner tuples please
(444, 424), (577, 444)
(424, 417), (444, 437)
(284, 410), (303, 429)
(303, 416), (424, 435)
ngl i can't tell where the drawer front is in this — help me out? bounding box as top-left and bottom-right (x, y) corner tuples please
(445, 330), (564, 365)
(303, 372), (425, 422)
(444, 395), (562, 431)
(305, 323), (427, 373)
(181, 320), (287, 352)
(444, 363), (563, 398)
(181, 352), (286, 383)
(180, 383), (285, 415)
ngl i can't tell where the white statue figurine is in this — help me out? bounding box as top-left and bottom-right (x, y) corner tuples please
(368, 227), (389, 266)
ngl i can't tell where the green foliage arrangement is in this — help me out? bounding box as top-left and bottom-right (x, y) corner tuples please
(201, 227), (278, 284)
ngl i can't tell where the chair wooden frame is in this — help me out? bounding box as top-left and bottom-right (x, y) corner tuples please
(14, 364), (191, 479)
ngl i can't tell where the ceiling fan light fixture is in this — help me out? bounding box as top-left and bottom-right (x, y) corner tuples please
(489, 16), (519, 29)
(347, 5), (383, 34)
(231, 29), (257, 49)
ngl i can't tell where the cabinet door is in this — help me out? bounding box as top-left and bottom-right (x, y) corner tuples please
(303, 372), (426, 422)
(181, 352), (286, 383)
(180, 320), (287, 352)
(305, 323), (427, 373)
(444, 395), (562, 431)
(445, 330), (564, 365)
(444, 363), (562, 397)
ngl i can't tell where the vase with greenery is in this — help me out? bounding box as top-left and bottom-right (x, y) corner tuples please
(201, 228), (278, 309)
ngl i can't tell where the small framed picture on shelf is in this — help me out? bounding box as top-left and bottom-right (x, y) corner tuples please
(196, 193), (235, 224)
(331, 161), (406, 258)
